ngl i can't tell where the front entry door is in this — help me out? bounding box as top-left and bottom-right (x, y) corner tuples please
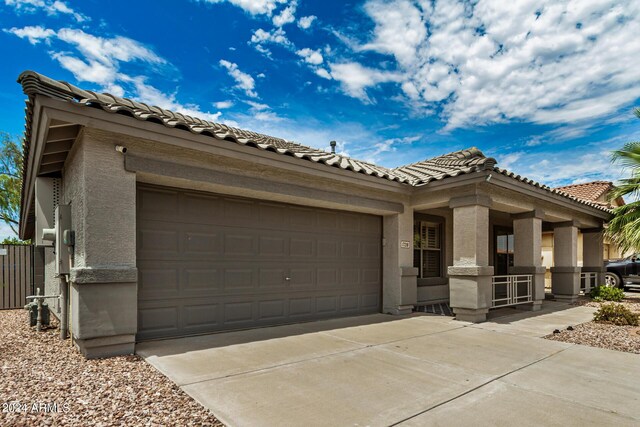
(495, 227), (514, 276)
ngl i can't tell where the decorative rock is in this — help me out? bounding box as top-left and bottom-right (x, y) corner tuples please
(0, 310), (224, 426)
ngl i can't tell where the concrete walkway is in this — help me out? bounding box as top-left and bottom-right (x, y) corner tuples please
(137, 302), (640, 426)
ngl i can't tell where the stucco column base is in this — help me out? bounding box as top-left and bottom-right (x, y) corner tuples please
(454, 308), (490, 322)
(383, 267), (418, 315)
(516, 301), (543, 311)
(449, 266), (494, 323)
(71, 279), (137, 359)
(75, 334), (135, 359)
(551, 266), (581, 300)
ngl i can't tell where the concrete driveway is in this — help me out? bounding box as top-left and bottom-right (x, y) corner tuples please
(137, 302), (640, 426)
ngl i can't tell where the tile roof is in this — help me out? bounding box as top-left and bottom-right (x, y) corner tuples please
(393, 147), (496, 185)
(17, 70), (611, 214)
(553, 181), (612, 203)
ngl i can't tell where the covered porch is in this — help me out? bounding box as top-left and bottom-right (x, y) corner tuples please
(399, 169), (610, 323)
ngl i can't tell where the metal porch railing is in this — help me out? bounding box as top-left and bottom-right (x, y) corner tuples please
(580, 272), (598, 293)
(491, 275), (533, 308)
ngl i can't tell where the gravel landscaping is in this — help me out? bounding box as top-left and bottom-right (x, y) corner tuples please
(0, 309), (224, 426)
(546, 292), (640, 354)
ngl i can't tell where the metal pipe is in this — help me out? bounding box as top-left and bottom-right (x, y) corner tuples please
(36, 288), (42, 332)
(60, 275), (68, 340)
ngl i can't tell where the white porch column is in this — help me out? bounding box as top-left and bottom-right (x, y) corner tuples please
(582, 228), (605, 290)
(511, 209), (545, 311)
(382, 204), (417, 315)
(551, 221), (581, 302)
(448, 194), (494, 322)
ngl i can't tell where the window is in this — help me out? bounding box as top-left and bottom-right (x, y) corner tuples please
(414, 220), (442, 278)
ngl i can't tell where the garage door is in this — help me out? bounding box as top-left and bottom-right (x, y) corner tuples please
(136, 185), (382, 340)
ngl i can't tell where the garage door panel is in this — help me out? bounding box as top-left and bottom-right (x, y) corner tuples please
(138, 228), (180, 255)
(184, 268), (221, 290)
(258, 268), (288, 289)
(138, 306), (179, 334)
(290, 238), (314, 257)
(182, 193), (223, 219)
(183, 303), (220, 329)
(316, 296), (338, 314)
(224, 198), (254, 220)
(259, 236), (287, 256)
(258, 300), (286, 321)
(224, 301), (255, 324)
(184, 230), (222, 255)
(137, 185), (381, 340)
(138, 187), (179, 220)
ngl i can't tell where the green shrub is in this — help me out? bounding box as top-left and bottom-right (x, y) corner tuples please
(589, 285), (625, 302)
(593, 303), (639, 326)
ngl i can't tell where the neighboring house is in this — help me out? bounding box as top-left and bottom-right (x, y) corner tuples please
(539, 181), (628, 288)
(17, 71), (611, 358)
(553, 181), (628, 260)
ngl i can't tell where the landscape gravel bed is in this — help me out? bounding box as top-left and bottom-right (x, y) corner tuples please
(545, 322), (640, 354)
(0, 309), (224, 426)
(547, 292), (640, 354)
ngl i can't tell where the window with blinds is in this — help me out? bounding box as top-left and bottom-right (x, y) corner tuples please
(413, 220), (442, 278)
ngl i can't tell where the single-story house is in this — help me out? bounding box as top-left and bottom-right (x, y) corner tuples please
(17, 71), (612, 358)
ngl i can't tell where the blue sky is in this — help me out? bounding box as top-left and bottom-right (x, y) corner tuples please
(1, 0), (640, 191)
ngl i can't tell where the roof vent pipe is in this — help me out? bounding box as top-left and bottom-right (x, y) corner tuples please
(330, 140), (336, 154)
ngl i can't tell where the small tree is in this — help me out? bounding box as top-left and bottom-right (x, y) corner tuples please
(0, 132), (23, 236)
(606, 108), (640, 252)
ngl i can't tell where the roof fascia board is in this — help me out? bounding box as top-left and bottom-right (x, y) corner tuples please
(488, 172), (611, 220)
(19, 101), (48, 239)
(38, 98), (411, 195)
(412, 170), (489, 192)
(125, 154), (404, 215)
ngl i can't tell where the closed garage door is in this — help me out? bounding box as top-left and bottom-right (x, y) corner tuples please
(136, 184), (382, 340)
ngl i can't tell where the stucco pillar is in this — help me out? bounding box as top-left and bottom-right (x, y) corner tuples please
(582, 228), (605, 291)
(448, 195), (494, 322)
(65, 130), (138, 358)
(382, 205), (417, 315)
(551, 221), (581, 302)
(510, 210), (545, 311)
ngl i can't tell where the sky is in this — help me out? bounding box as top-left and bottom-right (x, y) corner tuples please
(1, 0), (640, 204)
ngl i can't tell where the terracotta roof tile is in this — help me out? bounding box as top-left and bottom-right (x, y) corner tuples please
(17, 71), (611, 216)
(553, 181), (612, 202)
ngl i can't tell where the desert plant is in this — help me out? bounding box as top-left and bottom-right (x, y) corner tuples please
(589, 285), (625, 302)
(593, 303), (639, 326)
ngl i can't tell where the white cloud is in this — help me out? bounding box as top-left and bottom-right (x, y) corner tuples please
(56, 28), (165, 67)
(7, 26), (166, 91)
(328, 62), (402, 102)
(214, 100), (234, 109)
(245, 100), (269, 110)
(250, 27), (292, 47)
(219, 59), (258, 98)
(199, 0), (289, 16)
(296, 48), (323, 65)
(272, 1), (296, 27)
(4, 0), (87, 21)
(8, 25), (226, 127)
(315, 68), (331, 80)
(4, 25), (55, 44)
(298, 15), (316, 29)
(341, 0), (640, 130)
